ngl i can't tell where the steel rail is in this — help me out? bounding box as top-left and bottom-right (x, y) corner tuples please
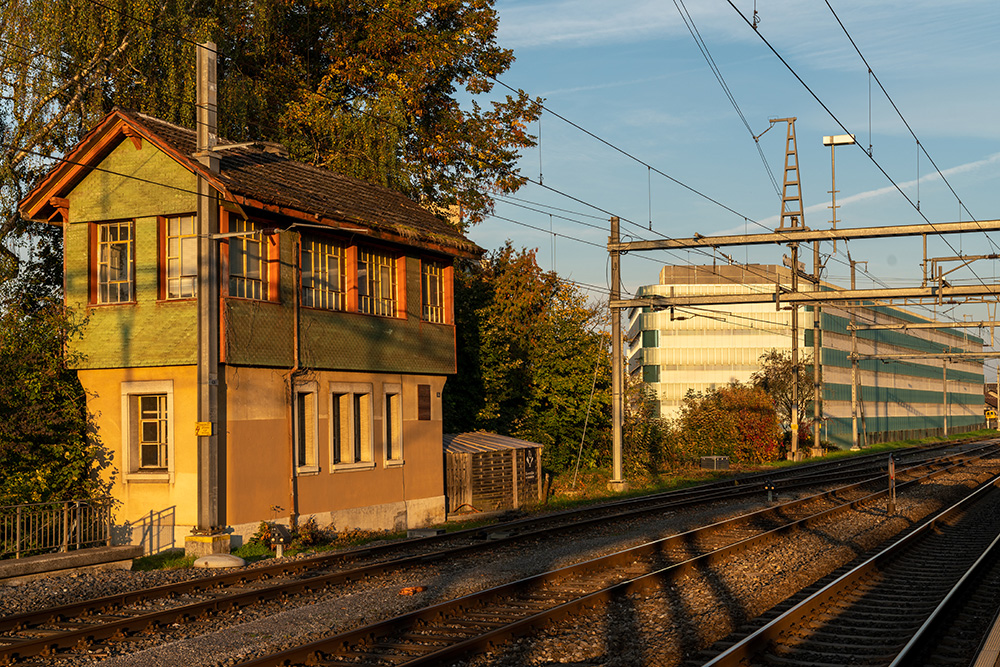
(231, 448), (995, 667)
(702, 473), (1000, 667)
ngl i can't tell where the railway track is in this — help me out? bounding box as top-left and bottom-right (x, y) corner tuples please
(699, 473), (1000, 667)
(223, 446), (997, 667)
(0, 440), (994, 665)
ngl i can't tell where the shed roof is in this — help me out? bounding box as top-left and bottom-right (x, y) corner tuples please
(443, 432), (543, 455)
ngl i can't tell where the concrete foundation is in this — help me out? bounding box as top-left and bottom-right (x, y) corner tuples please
(184, 533), (231, 557)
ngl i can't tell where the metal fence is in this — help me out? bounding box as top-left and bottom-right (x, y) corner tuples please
(0, 500), (112, 559)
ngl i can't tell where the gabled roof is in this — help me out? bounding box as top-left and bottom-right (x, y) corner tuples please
(19, 109), (481, 257)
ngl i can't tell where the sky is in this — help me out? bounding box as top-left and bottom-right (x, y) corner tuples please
(468, 0), (1000, 343)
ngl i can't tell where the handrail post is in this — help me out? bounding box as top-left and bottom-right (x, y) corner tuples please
(15, 505), (22, 559)
(62, 501), (70, 552)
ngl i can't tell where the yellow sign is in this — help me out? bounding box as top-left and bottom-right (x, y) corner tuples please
(195, 422), (214, 437)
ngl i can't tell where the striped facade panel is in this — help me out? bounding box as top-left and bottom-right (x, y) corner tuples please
(628, 265), (987, 450)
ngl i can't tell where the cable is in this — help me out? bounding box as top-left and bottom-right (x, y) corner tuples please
(822, 0), (986, 235)
(725, 0), (997, 291)
(671, 0), (781, 197)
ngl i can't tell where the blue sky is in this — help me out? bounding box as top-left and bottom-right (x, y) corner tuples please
(469, 0), (1000, 328)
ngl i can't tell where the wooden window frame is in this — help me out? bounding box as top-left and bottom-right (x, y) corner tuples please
(93, 220), (135, 305)
(329, 382), (374, 471)
(357, 247), (399, 318)
(383, 383), (403, 466)
(121, 380), (174, 483)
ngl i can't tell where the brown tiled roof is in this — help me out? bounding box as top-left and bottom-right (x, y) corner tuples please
(121, 110), (479, 255)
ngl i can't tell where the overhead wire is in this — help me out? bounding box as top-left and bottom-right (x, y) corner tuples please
(724, 0), (996, 291)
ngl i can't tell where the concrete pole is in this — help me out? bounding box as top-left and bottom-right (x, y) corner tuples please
(850, 259), (859, 450)
(790, 243), (800, 459)
(813, 240), (822, 454)
(195, 42), (222, 539)
(609, 216), (625, 490)
(943, 360), (948, 438)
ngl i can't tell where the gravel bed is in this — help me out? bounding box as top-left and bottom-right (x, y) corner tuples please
(3, 459), (996, 666)
(462, 460), (1000, 667)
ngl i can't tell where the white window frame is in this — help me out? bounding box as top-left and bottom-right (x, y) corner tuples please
(383, 383), (403, 467)
(357, 248), (397, 317)
(166, 214), (198, 299)
(97, 220), (134, 304)
(294, 382), (320, 475)
(421, 260), (445, 323)
(329, 382), (375, 472)
(121, 380), (174, 483)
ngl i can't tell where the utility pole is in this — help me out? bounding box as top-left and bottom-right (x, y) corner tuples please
(943, 360), (949, 438)
(850, 256), (860, 450)
(814, 133), (854, 454)
(813, 240), (822, 454)
(189, 42), (226, 555)
(609, 216), (625, 491)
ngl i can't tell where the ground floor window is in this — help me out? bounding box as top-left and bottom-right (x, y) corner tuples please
(295, 384), (319, 474)
(384, 384), (403, 465)
(330, 383), (374, 469)
(121, 380), (174, 481)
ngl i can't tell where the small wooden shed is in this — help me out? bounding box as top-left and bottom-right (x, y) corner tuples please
(443, 432), (543, 515)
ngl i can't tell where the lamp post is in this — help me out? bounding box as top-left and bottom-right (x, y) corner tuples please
(824, 134), (856, 450)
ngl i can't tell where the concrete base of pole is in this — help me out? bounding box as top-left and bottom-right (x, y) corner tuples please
(607, 481), (629, 493)
(184, 532), (231, 557)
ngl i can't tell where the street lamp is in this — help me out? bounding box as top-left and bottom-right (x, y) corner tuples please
(823, 133), (857, 450)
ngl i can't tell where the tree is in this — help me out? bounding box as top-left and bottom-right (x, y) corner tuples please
(623, 372), (670, 475)
(750, 349), (815, 432)
(0, 294), (112, 504)
(0, 0), (541, 247)
(444, 243), (611, 472)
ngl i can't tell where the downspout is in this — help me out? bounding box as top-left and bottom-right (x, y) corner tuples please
(288, 232), (301, 529)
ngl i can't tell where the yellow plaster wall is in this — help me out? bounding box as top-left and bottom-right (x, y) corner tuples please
(78, 365), (200, 530)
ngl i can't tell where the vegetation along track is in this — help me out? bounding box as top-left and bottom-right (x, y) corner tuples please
(224, 444), (998, 666)
(699, 473), (1000, 667)
(0, 439), (993, 665)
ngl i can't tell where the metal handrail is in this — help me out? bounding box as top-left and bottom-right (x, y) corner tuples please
(0, 499), (112, 559)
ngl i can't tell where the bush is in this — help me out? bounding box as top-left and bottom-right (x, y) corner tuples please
(671, 382), (782, 465)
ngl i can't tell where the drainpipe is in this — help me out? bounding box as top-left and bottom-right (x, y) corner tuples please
(288, 232), (301, 529)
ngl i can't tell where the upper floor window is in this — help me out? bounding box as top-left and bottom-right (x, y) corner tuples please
(301, 238), (345, 310)
(421, 260), (445, 323)
(97, 221), (134, 303)
(229, 219), (266, 299)
(166, 215), (197, 299)
(358, 248), (396, 317)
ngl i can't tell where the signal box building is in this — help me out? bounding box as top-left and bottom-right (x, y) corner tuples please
(19, 109), (480, 548)
(628, 264), (986, 449)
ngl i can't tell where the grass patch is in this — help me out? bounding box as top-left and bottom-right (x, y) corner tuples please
(132, 548), (196, 571)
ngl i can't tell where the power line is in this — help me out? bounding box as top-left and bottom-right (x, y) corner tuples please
(724, 0), (997, 292)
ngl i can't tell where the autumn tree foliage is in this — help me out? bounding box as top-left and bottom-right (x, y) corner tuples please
(444, 243), (611, 472)
(0, 0), (541, 242)
(672, 382), (783, 465)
